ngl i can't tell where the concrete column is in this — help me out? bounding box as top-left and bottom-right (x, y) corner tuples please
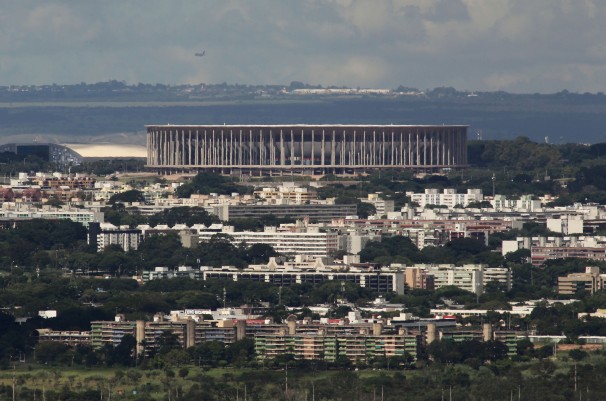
(172, 129), (175, 165)
(392, 130), (396, 166)
(202, 131), (207, 165)
(341, 130), (346, 166)
(311, 129), (315, 166)
(400, 132), (404, 165)
(240, 130), (244, 166)
(146, 130), (150, 165)
(372, 130), (377, 166)
(230, 129), (234, 167)
(181, 130), (185, 165)
(290, 130), (295, 166)
(287, 315), (297, 335)
(415, 128), (420, 166)
(430, 132), (434, 166)
(321, 130), (325, 166)
(300, 129), (305, 167)
(280, 130), (285, 166)
(249, 130), (253, 166)
(165, 130), (169, 165)
(177, 130), (181, 165)
(260, 129), (265, 166)
(136, 320), (145, 357)
(427, 323), (437, 344)
(272, 129), (276, 167)
(197, 128), (201, 167)
(170, 129), (175, 165)
(382, 130), (386, 166)
(210, 130), (215, 166)
(440, 130), (446, 166)
(186, 320), (196, 348)
(352, 130), (357, 166)
(408, 131), (413, 166)
(423, 128), (428, 166)
(331, 130), (336, 166)
(363, 130), (367, 166)
(236, 320), (247, 341)
(483, 323), (493, 342)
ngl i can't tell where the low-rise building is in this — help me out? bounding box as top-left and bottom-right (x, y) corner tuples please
(422, 264), (485, 295)
(407, 188), (483, 209)
(558, 266), (605, 295)
(181, 225), (340, 258)
(143, 266), (202, 281)
(88, 222), (142, 252)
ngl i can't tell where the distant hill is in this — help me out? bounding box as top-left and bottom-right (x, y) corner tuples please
(0, 82), (605, 144)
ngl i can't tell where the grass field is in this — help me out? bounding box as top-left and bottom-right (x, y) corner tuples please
(0, 352), (603, 400)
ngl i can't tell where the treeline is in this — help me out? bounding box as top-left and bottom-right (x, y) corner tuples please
(0, 217), (279, 274)
(0, 276), (376, 324)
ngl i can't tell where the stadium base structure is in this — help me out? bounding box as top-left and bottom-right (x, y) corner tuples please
(146, 125), (467, 175)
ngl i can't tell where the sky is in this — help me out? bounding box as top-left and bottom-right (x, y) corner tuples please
(1, 0), (605, 93)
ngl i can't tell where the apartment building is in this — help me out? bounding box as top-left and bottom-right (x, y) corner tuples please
(143, 266), (202, 281)
(253, 183), (317, 204)
(89, 314), (245, 357)
(36, 329), (91, 347)
(198, 264), (406, 294)
(483, 267), (512, 291)
(255, 320), (421, 364)
(558, 266), (605, 295)
(491, 194), (541, 212)
(407, 188), (483, 208)
(88, 222), (142, 252)
(404, 266), (435, 290)
(0, 205), (103, 227)
(212, 203), (356, 223)
(422, 264), (485, 295)
(182, 225), (340, 258)
(359, 193), (395, 217)
(503, 236), (606, 266)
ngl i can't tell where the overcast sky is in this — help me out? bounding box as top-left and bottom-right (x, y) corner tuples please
(1, 0), (605, 93)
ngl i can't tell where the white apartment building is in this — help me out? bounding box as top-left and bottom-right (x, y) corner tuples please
(0, 205), (103, 227)
(200, 264), (405, 294)
(407, 188), (483, 209)
(253, 182), (317, 205)
(346, 232), (382, 254)
(359, 193), (395, 217)
(546, 216), (584, 235)
(182, 225), (340, 258)
(483, 267), (512, 290)
(502, 236), (606, 256)
(425, 264), (484, 295)
(491, 195), (542, 212)
(89, 222), (142, 252)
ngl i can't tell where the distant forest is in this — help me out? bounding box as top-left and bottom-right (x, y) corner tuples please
(0, 81), (605, 144)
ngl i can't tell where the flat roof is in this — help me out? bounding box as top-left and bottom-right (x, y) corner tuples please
(146, 124), (469, 128)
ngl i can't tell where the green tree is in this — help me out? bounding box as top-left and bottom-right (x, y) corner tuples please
(108, 189), (145, 204)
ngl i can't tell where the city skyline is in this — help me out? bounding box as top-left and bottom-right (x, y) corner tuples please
(0, 1), (605, 93)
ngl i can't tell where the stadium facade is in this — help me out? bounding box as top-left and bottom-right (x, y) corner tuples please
(146, 125), (467, 174)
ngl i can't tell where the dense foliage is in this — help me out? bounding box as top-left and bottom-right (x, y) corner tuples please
(175, 173), (249, 197)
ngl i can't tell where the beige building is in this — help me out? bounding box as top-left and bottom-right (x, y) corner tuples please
(558, 266), (604, 295)
(405, 266), (435, 290)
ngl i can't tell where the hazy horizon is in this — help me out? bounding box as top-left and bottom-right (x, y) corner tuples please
(1, 1), (606, 93)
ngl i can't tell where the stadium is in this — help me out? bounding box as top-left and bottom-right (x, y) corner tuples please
(146, 125), (468, 175)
